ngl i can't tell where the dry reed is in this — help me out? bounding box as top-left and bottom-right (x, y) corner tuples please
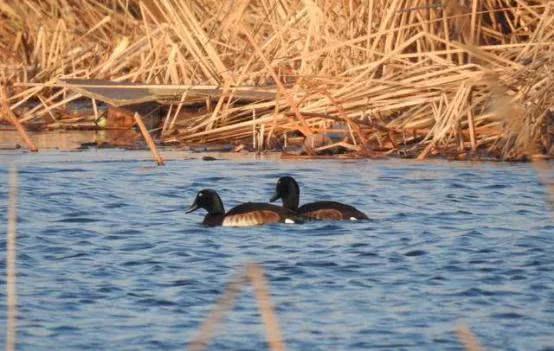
(133, 112), (165, 165)
(188, 263), (286, 351)
(0, 0), (552, 160)
(456, 325), (485, 351)
(1, 85), (38, 151)
(6, 166), (18, 351)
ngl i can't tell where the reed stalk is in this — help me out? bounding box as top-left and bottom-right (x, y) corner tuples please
(6, 166), (18, 351)
(456, 325), (485, 351)
(188, 263), (287, 351)
(1, 85), (38, 151)
(133, 112), (165, 166)
(0, 0), (551, 160)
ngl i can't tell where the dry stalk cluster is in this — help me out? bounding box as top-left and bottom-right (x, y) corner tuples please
(1, 0), (553, 160)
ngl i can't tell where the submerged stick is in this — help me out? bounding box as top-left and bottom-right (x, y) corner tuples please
(6, 166), (18, 351)
(1, 86), (38, 152)
(134, 112), (165, 166)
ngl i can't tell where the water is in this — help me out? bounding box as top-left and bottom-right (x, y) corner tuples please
(1, 150), (553, 351)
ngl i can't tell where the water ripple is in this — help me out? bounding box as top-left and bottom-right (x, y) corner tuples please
(0, 152), (552, 351)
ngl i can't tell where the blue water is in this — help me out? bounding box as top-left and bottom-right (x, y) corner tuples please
(0, 150), (553, 350)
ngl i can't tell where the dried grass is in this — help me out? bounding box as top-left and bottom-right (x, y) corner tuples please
(457, 325), (485, 351)
(5, 166), (18, 351)
(0, 0), (552, 160)
(188, 263), (286, 351)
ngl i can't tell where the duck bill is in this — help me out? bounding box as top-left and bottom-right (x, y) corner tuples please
(185, 202), (200, 214)
(269, 192), (280, 202)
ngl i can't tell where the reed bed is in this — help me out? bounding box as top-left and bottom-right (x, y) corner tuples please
(0, 0), (552, 160)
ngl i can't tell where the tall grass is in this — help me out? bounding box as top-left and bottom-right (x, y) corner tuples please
(0, 0), (552, 160)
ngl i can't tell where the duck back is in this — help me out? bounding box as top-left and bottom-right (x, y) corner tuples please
(298, 201), (368, 221)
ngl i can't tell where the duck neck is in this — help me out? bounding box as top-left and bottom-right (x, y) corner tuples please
(203, 213), (225, 226)
(208, 197), (225, 215)
(283, 192), (299, 211)
(204, 198), (225, 226)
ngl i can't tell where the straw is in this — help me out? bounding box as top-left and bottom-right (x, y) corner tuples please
(6, 166), (18, 351)
(246, 264), (287, 351)
(134, 112), (165, 166)
(1, 85), (38, 152)
(187, 263), (287, 351)
(456, 325), (485, 351)
(0, 0), (551, 160)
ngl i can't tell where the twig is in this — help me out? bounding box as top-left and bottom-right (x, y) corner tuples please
(134, 112), (165, 166)
(1, 85), (38, 152)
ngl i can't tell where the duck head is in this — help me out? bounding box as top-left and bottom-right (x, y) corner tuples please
(270, 176), (300, 211)
(186, 189), (225, 215)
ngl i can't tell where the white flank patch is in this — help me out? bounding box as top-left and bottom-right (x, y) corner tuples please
(223, 222), (255, 227)
(284, 218), (295, 224)
(350, 217), (358, 221)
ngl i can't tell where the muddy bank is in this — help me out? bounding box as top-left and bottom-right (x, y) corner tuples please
(0, 129), (284, 160)
(1, 126), (552, 162)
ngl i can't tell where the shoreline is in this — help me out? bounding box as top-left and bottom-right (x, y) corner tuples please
(1, 129), (552, 163)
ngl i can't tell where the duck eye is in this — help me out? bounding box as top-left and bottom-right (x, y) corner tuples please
(198, 193), (204, 197)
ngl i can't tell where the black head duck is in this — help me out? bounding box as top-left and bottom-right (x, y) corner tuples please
(270, 176), (368, 221)
(187, 189), (301, 227)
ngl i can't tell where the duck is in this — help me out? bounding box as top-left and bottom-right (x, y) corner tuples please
(186, 189), (301, 227)
(269, 176), (368, 221)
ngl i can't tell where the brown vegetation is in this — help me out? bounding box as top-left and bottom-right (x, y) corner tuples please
(0, 0), (553, 160)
